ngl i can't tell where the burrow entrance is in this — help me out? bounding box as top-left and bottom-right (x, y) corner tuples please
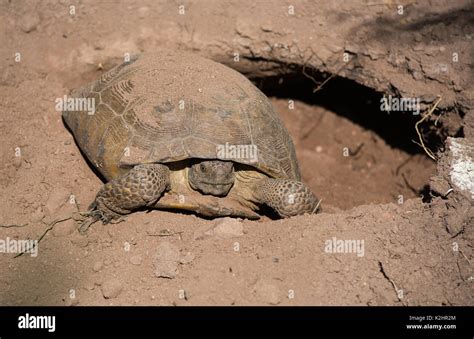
(76, 57), (459, 212)
(247, 67), (456, 211)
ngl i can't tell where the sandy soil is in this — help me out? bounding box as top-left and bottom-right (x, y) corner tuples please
(0, 0), (472, 306)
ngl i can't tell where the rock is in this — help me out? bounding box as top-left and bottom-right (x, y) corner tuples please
(253, 279), (281, 305)
(421, 62), (449, 82)
(129, 255), (142, 265)
(93, 261), (103, 272)
(153, 242), (180, 279)
(447, 138), (474, 199)
(207, 218), (244, 238)
(19, 12), (41, 33)
(45, 187), (70, 215)
(52, 219), (76, 237)
(101, 278), (123, 299)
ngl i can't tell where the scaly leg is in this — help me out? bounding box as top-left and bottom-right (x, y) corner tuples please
(89, 163), (170, 224)
(252, 178), (320, 217)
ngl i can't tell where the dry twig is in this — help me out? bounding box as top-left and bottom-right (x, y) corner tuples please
(379, 261), (405, 304)
(414, 96), (442, 161)
(14, 216), (72, 258)
(0, 223), (29, 228)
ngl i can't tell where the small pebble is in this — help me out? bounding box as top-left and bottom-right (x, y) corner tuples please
(153, 242), (180, 279)
(208, 218), (244, 238)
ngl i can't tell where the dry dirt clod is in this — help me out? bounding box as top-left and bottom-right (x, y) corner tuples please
(129, 255), (142, 265)
(31, 206), (45, 222)
(101, 278), (123, 299)
(52, 218), (76, 237)
(84, 282), (95, 291)
(429, 176), (452, 197)
(207, 218), (244, 238)
(180, 252), (195, 265)
(92, 261), (103, 272)
(253, 279), (281, 305)
(45, 187), (70, 215)
(71, 236), (89, 248)
(13, 156), (22, 168)
(153, 241), (181, 279)
(19, 12), (40, 33)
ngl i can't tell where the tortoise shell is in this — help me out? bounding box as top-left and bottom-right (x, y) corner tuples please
(62, 51), (301, 182)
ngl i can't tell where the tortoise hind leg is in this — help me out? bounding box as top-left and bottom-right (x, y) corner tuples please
(252, 178), (321, 218)
(90, 163), (170, 224)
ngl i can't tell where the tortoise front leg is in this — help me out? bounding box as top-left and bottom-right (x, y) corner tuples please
(252, 178), (321, 218)
(153, 193), (261, 220)
(89, 164), (170, 224)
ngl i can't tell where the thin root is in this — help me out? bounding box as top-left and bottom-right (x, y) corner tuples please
(14, 217), (72, 258)
(0, 223), (29, 228)
(459, 250), (471, 264)
(312, 199), (322, 214)
(301, 55), (355, 94)
(414, 96), (442, 161)
(379, 261), (405, 304)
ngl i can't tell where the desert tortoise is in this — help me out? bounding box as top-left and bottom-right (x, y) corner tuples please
(63, 51), (320, 224)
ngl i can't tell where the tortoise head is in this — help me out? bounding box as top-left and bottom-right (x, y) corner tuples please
(188, 160), (235, 196)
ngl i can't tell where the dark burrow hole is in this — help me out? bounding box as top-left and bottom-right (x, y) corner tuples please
(244, 65), (461, 210)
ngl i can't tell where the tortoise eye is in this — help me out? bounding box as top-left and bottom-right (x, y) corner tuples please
(200, 163), (206, 172)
